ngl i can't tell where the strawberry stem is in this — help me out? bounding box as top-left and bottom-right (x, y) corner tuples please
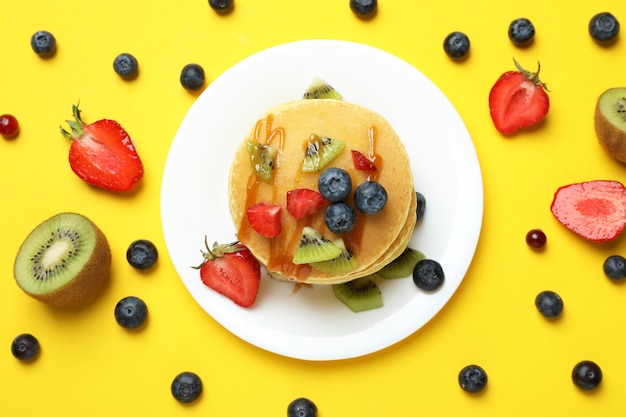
(191, 237), (243, 269)
(59, 103), (86, 140)
(513, 58), (549, 91)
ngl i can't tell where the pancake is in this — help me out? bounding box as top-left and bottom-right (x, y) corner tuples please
(228, 99), (415, 284)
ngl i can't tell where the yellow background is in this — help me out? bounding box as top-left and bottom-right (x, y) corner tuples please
(2, 0), (626, 415)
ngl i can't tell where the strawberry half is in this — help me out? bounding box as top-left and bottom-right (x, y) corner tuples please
(196, 240), (261, 307)
(246, 202), (282, 237)
(286, 188), (325, 219)
(550, 180), (626, 242)
(351, 149), (377, 171)
(60, 104), (143, 192)
(488, 60), (550, 135)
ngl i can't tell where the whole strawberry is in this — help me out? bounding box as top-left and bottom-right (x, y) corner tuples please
(489, 60), (550, 135)
(60, 104), (143, 192)
(196, 240), (261, 307)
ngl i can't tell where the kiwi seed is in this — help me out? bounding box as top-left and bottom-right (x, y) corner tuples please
(595, 87), (626, 163)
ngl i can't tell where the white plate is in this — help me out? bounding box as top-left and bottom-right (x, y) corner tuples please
(160, 40), (483, 361)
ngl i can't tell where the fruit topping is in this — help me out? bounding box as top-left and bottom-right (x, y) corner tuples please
(413, 259), (445, 291)
(0, 114), (19, 139)
(292, 227), (342, 265)
(354, 180), (387, 215)
(317, 167), (352, 202)
(246, 202), (282, 238)
(377, 247), (426, 279)
(350, 0), (377, 18)
(11, 333), (40, 361)
(415, 191), (426, 221)
(443, 31), (470, 60)
(525, 228), (547, 249)
(324, 202), (357, 234)
(171, 371), (203, 404)
(196, 240), (261, 307)
(309, 238), (358, 275)
(332, 276), (382, 312)
(594, 87), (626, 163)
(114, 296), (148, 329)
(488, 59), (549, 135)
(180, 63), (205, 91)
(126, 239), (159, 270)
(550, 180), (626, 242)
(246, 139), (277, 183)
(13, 212), (111, 308)
(286, 188), (325, 219)
(508, 18), (535, 46)
(113, 53), (139, 79)
(287, 397), (318, 417)
(60, 104), (144, 192)
(303, 77), (343, 100)
(208, 0), (234, 14)
(603, 255), (626, 280)
(30, 30), (56, 57)
(458, 364), (488, 393)
(351, 149), (377, 171)
(589, 12), (620, 44)
(535, 290), (563, 318)
(572, 360), (602, 390)
(301, 134), (345, 172)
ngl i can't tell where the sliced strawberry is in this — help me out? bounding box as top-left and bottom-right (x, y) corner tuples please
(286, 188), (325, 219)
(246, 202), (282, 237)
(488, 60), (550, 135)
(60, 104), (143, 192)
(550, 180), (626, 242)
(197, 241), (261, 307)
(351, 149), (377, 171)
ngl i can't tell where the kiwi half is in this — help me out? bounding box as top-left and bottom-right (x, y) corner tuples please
(302, 76), (343, 100)
(332, 276), (383, 312)
(292, 226), (342, 264)
(246, 139), (277, 183)
(310, 239), (358, 275)
(301, 134), (345, 172)
(595, 87), (626, 163)
(13, 212), (111, 308)
(377, 247), (425, 279)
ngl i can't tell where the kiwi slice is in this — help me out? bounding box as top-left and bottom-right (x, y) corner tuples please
(301, 134), (345, 172)
(246, 139), (277, 183)
(292, 226), (342, 264)
(595, 87), (626, 163)
(332, 276), (383, 312)
(13, 212), (111, 308)
(310, 238), (358, 275)
(377, 247), (426, 279)
(302, 76), (343, 100)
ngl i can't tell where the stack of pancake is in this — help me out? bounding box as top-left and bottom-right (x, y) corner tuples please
(228, 99), (415, 284)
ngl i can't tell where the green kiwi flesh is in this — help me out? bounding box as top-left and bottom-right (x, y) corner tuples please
(310, 239), (358, 275)
(301, 134), (345, 172)
(332, 276), (383, 312)
(13, 212), (111, 307)
(595, 87), (626, 163)
(292, 226), (342, 264)
(302, 76), (343, 100)
(246, 139), (277, 183)
(377, 247), (426, 279)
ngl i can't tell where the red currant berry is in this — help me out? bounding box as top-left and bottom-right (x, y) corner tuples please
(0, 114), (19, 138)
(526, 229), (546, 249)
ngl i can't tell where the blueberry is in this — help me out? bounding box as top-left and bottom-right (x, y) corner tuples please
(11, 333), (40, 361)
(535, 290), (563, 318)
(589, 12), (620, 43)
(603, 255), (626, 280)
(508, 18), (535, 46)
(354, 181), (387, 215)
(171, 371), (203, 403)
(324, 202), (357, 234)
(209, 0), (234, 13)
(458, 364), (488, 393)
(287, 397), (318, 417)
(114, 296), (148, 329)
(350, 0), (377, 18)
(415, 191), (426, 221)
(413, 259), (444, 291)
(126, 239), (158, 270)
(30, 30), (56, 58)
(443, 31), (470, 60)
(318, 168), (352, 202)
(572, 360), (602, 390)
(113, 53), (139, 79)
(180, 63), (206, 91)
